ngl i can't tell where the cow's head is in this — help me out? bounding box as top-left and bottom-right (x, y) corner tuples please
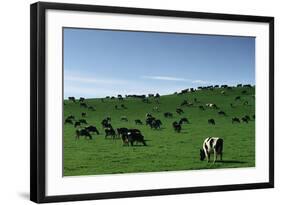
(200, 149), (205, 161)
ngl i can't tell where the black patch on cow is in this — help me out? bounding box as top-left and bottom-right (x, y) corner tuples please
(209, 138), (214, 148)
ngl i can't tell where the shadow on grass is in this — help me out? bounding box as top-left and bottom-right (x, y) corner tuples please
(216, 160), (247, 164)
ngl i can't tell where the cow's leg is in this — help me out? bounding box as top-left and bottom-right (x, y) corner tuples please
(213, 151), (217, 163)
(220, 152), (223, 161)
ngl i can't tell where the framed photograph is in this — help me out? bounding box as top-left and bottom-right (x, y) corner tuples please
(30, 2), (274, 203)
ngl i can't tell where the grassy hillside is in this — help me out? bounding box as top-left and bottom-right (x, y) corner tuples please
(63, 87), (255, 176)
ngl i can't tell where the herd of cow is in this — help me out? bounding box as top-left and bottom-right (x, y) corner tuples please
(64, 84), (254, 162)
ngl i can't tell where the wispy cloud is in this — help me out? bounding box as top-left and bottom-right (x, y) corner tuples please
(65, 75), (129, 85)
(191, 79), (214, 85)
(141, 75), (215, 85)
(141, 75), (189, 81)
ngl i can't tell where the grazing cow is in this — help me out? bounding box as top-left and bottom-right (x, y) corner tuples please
(243, 101), (249, 105)
(200, 137), (223, 163)
(179, 117), (190, 124)
(79, 119), (87, 124)
(64, 119), (73, 124)
(237, 84), (242, 87)
(164, 112), (173, 118)
(85, 126), (99, 135)
(232, 117), (240, 123)
(235, 96), (241, 101)
(79, 97), (85, 102)
(88, 106), (95, 111)
(244, 115), (251, 121)
(176, 108), (184, 115)
(101, 119), (109, 128)
(146, 117), (155, 128)
(81, 112), (86, 117)
(146, 113), (152, 118)
(172, 121), (182, 133)
(241, 90), (247, 94)
(151, 119), (162, 129)
(135, 119), (143, 125)
(218, 111), (226, 116)
(74, 121), (81, 128)
(68, 97), (76, 103)
(117, 128), (129, 138)
(120, 116), (128, 121)
(65, 115), (75, 121)
(199, 105), (205, 110)
(104, 127), (116, 139)
(80, 102), (87, 108)
(121, 104), (127, 109)
(206, 103), (218, 109)
(242, 117), (249, 123)
(124, 132), (147, 146)
(208, 119), (215, 125)
(76, 129), (92, 140)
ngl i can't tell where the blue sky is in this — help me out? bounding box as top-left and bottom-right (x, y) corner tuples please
(64, 28), (255, 98)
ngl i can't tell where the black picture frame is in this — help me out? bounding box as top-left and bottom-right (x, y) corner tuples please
(30, 2), (274, 203)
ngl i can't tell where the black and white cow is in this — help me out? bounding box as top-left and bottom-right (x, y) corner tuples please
(200, 137), (223, 163)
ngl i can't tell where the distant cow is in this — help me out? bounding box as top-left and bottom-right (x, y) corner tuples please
(208, 119), (216, 125)
(146, 113), (153, 118)
(232, 117), (240, 123)
(172, 121), (182, 133)
(68, 97), (76, 103)
(79, 97), (85, 102)
(79, 119), (87, 124)
(199, 105), (205, 110)
(242, 116), (249, 123)
(235, 96), (241, 101)
(135, 119), (143, 125)
(218, 111), (226, 116)
(104, 127), (116, 139)
(179, 117), (190, 124)
(121, 104), (127, 109)
(66, 115), (75, 120)
(200, 137), (223, 163)
(117, 127), (129, 138)
(74, 121), (81, 128)
(64, 119), (73, 124)
(88, 106), (95, 111)
(164, 112), (173, 118)
(125, 132), (147, 146)
(120, 116), (128, 121)
(76, 129), (92, 140)
(80, 102), (87, 108)
(151, 119), (162, 129)
(81, 112), (86, 117)
(85, 126), (99, 135)
(176, 108), (184, 115)
(206, 103), (218, 109)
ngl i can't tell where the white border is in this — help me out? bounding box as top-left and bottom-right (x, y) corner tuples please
(46, 9), (269, 196)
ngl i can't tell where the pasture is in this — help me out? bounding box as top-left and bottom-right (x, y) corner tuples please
(63, 86), (255, 176)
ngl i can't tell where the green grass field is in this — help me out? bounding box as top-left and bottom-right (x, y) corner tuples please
(63, 87), (255, 176)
